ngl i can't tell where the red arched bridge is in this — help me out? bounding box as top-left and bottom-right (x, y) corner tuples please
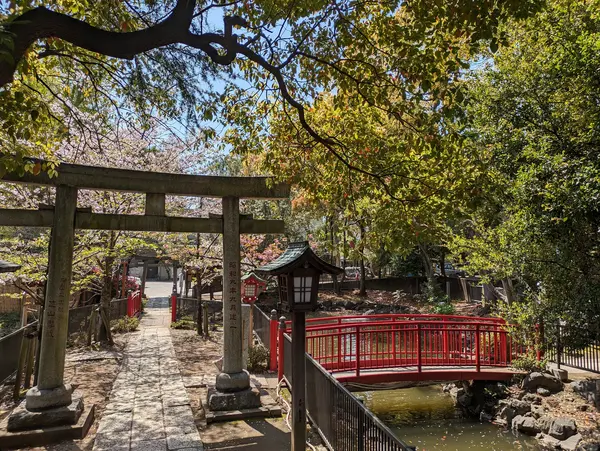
(262, 313), (525, 384)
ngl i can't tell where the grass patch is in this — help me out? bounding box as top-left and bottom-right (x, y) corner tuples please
(111, 315), (140, 333)
(171, 315), (196, 330)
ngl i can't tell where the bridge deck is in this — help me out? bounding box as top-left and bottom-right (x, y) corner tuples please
(333, 365), (520, 384)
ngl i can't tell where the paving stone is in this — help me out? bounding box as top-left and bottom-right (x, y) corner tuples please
(94, 430), (131, 451)
(166, 431), (203, 450)
(131, 424), (166, 441)
(96, 411), (133, 434)
(130, 438), (168, 451)
(165, 424), (199, 436)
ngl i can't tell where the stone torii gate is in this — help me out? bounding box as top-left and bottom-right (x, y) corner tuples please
(0, 161), (289, 434)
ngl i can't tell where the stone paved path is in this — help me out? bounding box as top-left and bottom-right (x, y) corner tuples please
(93, 298), (203, 451)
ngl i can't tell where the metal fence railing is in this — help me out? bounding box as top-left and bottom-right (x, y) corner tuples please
(253, 306), (271, 350)
(546, 324), (600, 373)
(282, 334), (413, 451)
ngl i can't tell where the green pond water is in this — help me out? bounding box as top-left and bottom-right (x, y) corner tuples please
(354, 386), (540, 451)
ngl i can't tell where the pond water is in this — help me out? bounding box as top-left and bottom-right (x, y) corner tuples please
(354, 386), (540, 451)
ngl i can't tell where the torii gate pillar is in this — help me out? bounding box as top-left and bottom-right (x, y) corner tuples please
(209, 197), (260, 410)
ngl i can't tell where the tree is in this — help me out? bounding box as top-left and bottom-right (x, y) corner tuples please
(0, 120), (199, 342)
(241, 92), (490, 297)
(451, 0), (600, 338)
(1, 0), (543, 194)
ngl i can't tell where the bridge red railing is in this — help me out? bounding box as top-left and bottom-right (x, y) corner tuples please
(274, 314), (524, 381)
(127, 290), (142, 317)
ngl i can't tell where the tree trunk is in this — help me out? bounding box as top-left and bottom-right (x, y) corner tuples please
(418, 243), (434, 281)
(501, 278), (517, 305)
(358, 222), (367, 297)
(440, 250), (446, 277)
(196, 275), (203, 336)
(98, 231), (116, 344)
(98, 254), (115, 344)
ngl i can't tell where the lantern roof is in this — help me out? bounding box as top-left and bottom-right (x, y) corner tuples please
(241, 272), (267, 283)
(257, 241), (343, 276)
(0, 260), (21, 273)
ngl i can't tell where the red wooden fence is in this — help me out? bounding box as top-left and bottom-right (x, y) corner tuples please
(127, 290), (142, 317)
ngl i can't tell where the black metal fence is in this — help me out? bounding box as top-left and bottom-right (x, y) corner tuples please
(253, 306), (271, 350)
(546, 324), (600, 373)
(282, 334), (413, 451)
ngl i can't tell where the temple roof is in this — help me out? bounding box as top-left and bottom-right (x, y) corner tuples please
(241, 272), (266, 283)
(257, 241), (343, 276)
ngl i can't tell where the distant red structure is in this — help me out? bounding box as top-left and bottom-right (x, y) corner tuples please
(241, 272), (267, 304)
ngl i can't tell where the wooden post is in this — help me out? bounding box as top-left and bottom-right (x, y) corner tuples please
(24, 334), (35, 389)
(171, 291), (177, 324)
(278, 316), (286, 381)
(140, 260), (148, 299)
(269, 309), (278, 371)
(120, 260), (128, 298)
(203, 301), (209, 337)
(172, 262), (178, 295)
(14, 330), (28, 401)
(475, 324), (481, 372)
(355, 326), (361, 377)
(249, 304), (254, 350)
(417, 324), (422, 373)
(291, 310), (306, 451)
(196, 274), (203, 336)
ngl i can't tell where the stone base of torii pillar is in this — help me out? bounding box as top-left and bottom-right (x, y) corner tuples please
(208, 304), (261, 412)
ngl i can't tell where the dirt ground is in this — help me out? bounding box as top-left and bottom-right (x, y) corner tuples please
(0, 337), (128, 451)
(170, 327), (326, 450)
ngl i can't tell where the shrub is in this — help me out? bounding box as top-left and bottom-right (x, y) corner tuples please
(511, 352), (547, 373)
(247, 342), (269, 372)
(431, 301), (456, 315)
(422, 279), (449, 304)
(171, 315), (195, 330)
(141, 298), (148, 312)
(111, 316), (140, 333)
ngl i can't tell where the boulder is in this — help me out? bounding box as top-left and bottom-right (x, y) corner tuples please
(537, 433), (561, 449)
(494, 404), (516, 426)
(548, 417), (577, 441)
(531, 404), (545, 419)
(558, 433), (582, 451)
(538, 387), (552, 397)
(523, 372), (563, 393)
(536, 416), (554, 434)
(522, 393), (542, 405)
(512, 415), (541, 435)
(552, 368), (569, 382)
